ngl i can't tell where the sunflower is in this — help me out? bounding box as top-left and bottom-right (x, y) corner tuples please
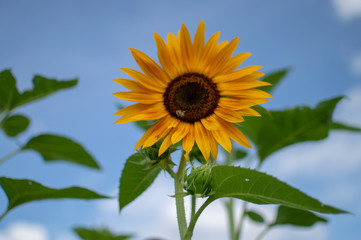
(114, 20), (272, 162)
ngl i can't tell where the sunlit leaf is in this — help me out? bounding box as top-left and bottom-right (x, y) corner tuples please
(119, 152), (161, 212)
(1, 114), (30, 137)
(0, 69), (20, 111)
(246, 210), (265, 223)
(74, 227), (133, 240)
(10, 75), (77, 110)
(22, 134), (100, 169)
(271, 205), (327, 227)
(134, 120), (155, 131)
(211, 166), (346, 214)
(259, 68), (290, 93)
(0, 177), (109, 220)
(237, 97), (344, 162)
(331, 122), (361, 132)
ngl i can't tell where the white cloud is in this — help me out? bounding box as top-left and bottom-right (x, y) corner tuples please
(350, 52), (361, 77)
(332, 0), (361, 20)
(0, 222), (48, 240)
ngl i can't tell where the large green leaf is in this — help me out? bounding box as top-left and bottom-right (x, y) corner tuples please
(0, 177), (109, 220)
(0, 69), (20, 111)
(259, 68), (290, 93)
(271, 205), (327, 227)
(22, 134), (100, 169)
(211, 166), (346, 214)
(119, 152), (161, 212)
(1, 114), (30, 137)
(10, 75), (77, 110)
(237, 97), (344, 162)
(73, 227), (133, 240)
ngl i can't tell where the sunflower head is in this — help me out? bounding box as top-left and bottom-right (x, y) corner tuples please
(114, 20), (272, 162)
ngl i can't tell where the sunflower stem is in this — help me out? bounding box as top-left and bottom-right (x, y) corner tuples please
(175, 154), (187, 239)
(225, 198), (236, 240)
(191, 194), (196, 220)
(184, 196), (215, 240)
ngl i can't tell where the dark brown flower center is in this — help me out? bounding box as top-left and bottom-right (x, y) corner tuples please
(163, 73), (220, 123)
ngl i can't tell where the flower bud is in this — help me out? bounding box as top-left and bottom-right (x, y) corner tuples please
(184, 164), (213, 197)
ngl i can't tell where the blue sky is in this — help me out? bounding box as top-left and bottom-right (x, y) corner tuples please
(0, 0), (361, 239)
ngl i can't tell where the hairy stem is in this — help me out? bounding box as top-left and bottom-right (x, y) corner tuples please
(225, 198), (236, 240)
(175, 154), (187, 239)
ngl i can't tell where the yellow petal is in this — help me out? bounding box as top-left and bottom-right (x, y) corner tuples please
(207, 37), (239, 78)
(208, 131), (219, 161)
(113, 78), (149, 92)
(167, 33), (185, 75)
(220, 119), (252, 149)
(196, 32), (220, 74)
(217, 80), (271, 92)
(129, 48), (170, 85)
(182, 125), (195, 161)
(213, 66), (263, 83)
(180, 24), (194, 71)
(237, 108), (261, 117)
(154, 32), (177, 79)
(194, 122), (211, 161)
(214, 107), (245, 123)
(134, 117), (167, 150)
(158, 130), (173, 156)
(219, 52), (252, 74)
(171, 122), (191, 144)
(201, 114), (220, 130)
(120, 68), (164, 93)
(221, 89), (273, 99)
(193, 20), (205, 59)
(211, 128), (232, 153)
(218, 97), (269, 110)
(113, 91), (163, 104)
(142, 117), (180, 148)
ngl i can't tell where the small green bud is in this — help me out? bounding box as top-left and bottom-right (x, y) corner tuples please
(184, 164), (213, 197)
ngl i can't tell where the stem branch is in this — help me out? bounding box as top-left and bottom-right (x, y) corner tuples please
(184, 196), (215, 240)
(0, 148), (22, 165)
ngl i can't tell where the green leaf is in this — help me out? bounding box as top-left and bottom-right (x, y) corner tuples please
(118, 152), (161, 212)
(11, 75), (77, 109)
(1, 114), (30, 137)
(237, 97), (344, 162)
(0, 177), (109, 220)
(259, 68), (290, 93)
(211, 166), (346, 214)
(22, 134), (100, 169)
(272, 205), (327, 227)
(73, 227), (133, 240)
(331, 122), (361, 132)
(0, 69), (20, 111)
(246, 210), (265, 223)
